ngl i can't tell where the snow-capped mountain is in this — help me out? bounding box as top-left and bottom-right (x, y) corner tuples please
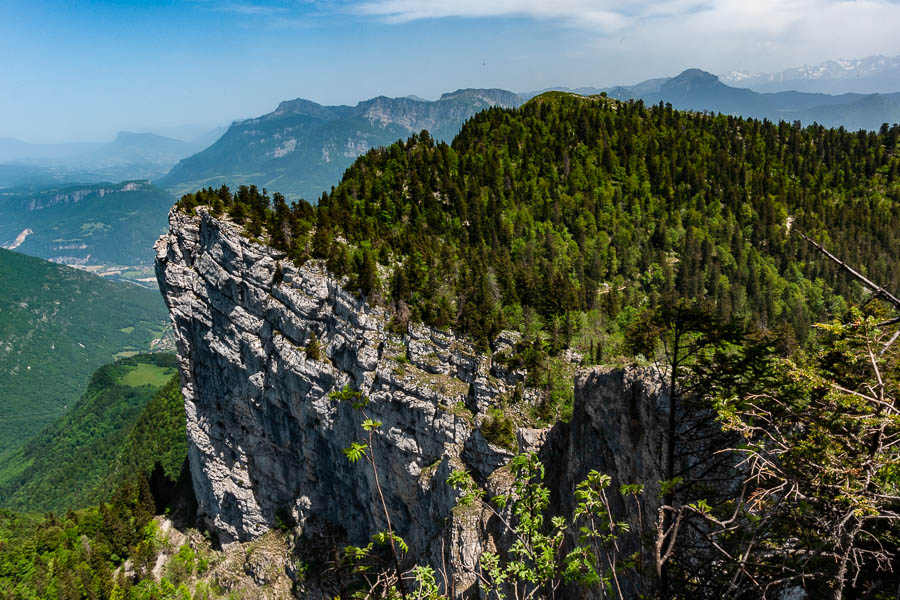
(721, 55), (900, 94)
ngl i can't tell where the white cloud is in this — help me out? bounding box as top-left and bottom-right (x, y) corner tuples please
(348, 0), (900, 78)
(352, 0), (645, 32)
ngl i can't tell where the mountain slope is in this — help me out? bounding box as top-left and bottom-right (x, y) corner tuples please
(0, 354), (181, 513)
(161, 95), (900, 596)
(0, 180), (176, 280)
(0, 248), (169, 454)
(603, 69), (900, 130)
(158, 88), (523, 201)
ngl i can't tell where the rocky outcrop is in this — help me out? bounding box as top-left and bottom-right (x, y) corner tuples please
(155, 209), (529, 592)
(543, 367), (668, 598)
(155, 208), (670, 596)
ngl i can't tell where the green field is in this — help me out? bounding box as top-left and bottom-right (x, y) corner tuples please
(118, 360), (177, 387)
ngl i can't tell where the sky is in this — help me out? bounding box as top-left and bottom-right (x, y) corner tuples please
(1, 0), (899, 143)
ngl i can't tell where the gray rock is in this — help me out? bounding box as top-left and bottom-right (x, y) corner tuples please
(155, 208), (521, 593)
(156, 209), (673, 596)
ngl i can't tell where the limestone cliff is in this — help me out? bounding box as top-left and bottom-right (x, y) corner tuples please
(154, 208), (668, 596)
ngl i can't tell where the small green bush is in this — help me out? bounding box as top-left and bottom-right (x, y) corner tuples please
(306, 333), (321, 361)
(481, 407), (517, 451)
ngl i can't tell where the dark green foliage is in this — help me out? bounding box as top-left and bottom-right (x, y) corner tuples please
(0, 249), (169, 456)
(178, 94), (900, 353)
(480, 407), (517, 451)
(713, 305), (900, 596)
(306, 332), (322, 361)
(0, 356), (182, 513)
(108, 372), (188, 490)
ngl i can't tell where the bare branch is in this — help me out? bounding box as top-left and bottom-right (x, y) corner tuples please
(796, 231), (900, 311)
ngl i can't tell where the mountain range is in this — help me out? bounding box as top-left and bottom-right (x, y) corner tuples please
(158, 88), (522, 201)
(722, 54), (900, 94)
(0, 180), (176, 282)
(2, 75), (898, 287)
(1, 78), (900, 597)
(161, 74), (900, 204)
(599, 69), (900, 131)
(0, 128), (223, 187)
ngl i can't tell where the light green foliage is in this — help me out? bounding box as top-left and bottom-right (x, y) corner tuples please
(372, 531), (409, 554)
(450, 453), (640, 599)
(343, 442), (369, 464)
(0, 248), (169, 455)
(167, 544), (197, 585)
(410, 566), (443, 600)
(0, 476), (158, 599)
(484, 453), (565, 593)
(329, 383), (369, 409)
(118, 360), (177, 388)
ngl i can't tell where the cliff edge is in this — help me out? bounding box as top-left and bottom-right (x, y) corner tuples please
(154, 207), (667, 596)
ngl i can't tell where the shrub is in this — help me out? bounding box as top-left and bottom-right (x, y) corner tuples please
(305, 333), (321, 361)
(480, 407), (517, 451)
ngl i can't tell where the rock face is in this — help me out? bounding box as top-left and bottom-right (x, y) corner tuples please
(155, 208), (528, 592)
(543, 366), (668, 598)
(155, 208), (669, 595)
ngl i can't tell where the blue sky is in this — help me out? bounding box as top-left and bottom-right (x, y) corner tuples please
(2, 0), (900, 143)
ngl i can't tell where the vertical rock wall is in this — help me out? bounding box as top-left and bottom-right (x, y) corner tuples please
(155, 209), (524, 591)
(155, 208), (670, 596)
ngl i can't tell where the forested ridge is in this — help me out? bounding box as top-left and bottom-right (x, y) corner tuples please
(0, 372), (192, 600)
(179, 92), (900, 354)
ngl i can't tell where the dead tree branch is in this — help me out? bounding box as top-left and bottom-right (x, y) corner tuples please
(796, 230), (900, 312)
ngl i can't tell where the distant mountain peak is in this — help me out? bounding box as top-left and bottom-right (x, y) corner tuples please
(273, 98), (323, 114)
(112, 131), (184, 145)
(438, 88), (521, 104)
(159, 88), (523, 201)
(669, 69), (720, 85)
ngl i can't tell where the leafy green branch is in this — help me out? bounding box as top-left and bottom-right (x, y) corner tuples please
(331, 384), (410, 600)
(449, 453), (642, 599)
